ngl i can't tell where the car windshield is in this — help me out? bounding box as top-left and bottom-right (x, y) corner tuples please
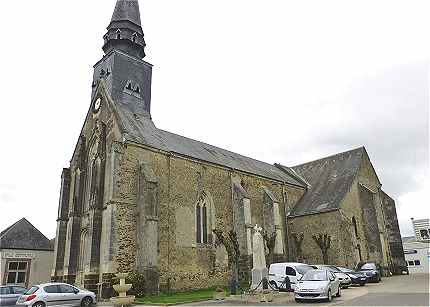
(339, 267), (353, 273)
(296, 265), (314, 275)
(301, 270), (328, 281)
(360, 263), (377, 270)
(321, 266), (338, 272)
(24, 286), (39, 295)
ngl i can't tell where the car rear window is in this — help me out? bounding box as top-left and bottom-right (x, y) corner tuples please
(296, 265), (314, 275)
(12, 286), (28, 294)
(60, 285), (77, 293)
(44, 285), (60, 293)
(25, 286), (39, 295)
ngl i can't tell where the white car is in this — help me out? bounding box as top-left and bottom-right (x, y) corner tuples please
(295, 269), (341, 302)
(268, 262), (314, 290)
(16, 283), (96, 307)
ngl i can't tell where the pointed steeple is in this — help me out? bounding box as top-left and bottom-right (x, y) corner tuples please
(103, 0), (146, 59)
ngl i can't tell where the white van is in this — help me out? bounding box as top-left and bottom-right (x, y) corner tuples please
(268, 262), (314, 290)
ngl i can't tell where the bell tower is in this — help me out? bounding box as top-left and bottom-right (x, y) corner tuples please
(103, 0), (146, 59)
(92, 0), (153, 118)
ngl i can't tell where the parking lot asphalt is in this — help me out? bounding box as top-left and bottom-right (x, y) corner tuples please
(183, 273), (429, 307)
(335, 273), (429, 306)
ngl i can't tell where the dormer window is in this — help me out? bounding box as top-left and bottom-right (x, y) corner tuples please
(126, 81), (133, 91)
(132, 32), (138, 43)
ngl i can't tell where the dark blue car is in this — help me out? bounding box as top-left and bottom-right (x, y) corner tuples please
(355, 262), (381, 283)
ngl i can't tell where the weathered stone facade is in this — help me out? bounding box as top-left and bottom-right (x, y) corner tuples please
(51, 0), (405, 296)
(287, 149), (398, 275)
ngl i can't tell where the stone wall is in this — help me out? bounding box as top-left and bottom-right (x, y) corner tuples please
(288, 211), (343, 265)
(381, 192), (406, 274)
(116, 143), (305, 291)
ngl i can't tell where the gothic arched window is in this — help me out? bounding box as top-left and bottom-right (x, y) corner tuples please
(78, 230), (88, 272)
(73, 169), (81, 213)
(196, 193), (211, 244)
(352, 216), (359, 238)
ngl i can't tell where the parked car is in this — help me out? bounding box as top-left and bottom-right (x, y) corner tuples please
(336, 266), (367, 286)
(16, 283), (96, 307)
(0, 285), (28, 306)
(311, 265), (351, 288)
(268, 262), (314, 291)
(355, 262), (381, 283)
(295, 269), (341, 302)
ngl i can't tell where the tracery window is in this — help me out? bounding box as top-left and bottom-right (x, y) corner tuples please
(196, 193), (209, 244)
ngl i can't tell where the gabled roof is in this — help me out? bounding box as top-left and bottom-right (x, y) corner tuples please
(0, 218), (53, 251)
(97, 81), (307, 187)
(279, 147), (366, 217)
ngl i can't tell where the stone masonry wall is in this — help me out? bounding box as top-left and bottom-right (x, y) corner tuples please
(122, 143), (305, 290)
(288, 211), (343, 265)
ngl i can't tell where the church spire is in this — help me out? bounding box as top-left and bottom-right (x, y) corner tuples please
(103, 0), (146, 59)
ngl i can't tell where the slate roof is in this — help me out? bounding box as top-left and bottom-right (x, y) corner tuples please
(0, 218), (53, 251)
(111, 0), (141, 26)
(95, 85), (307, 187)
(278, 147), (366, 217)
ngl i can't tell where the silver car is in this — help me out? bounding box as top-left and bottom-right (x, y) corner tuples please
(313, 265), (352, 288)
(295, 269), (341, 302)
(16, 283), (96, 307)
(0, 285), (28, 306)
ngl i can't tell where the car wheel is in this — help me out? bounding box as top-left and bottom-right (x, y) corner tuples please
(359, 283), (365, 286)
(336, 286), (341, 297)
(33, 302), (45, 307)
(327, 289), (332, 302)
(270, 281), (278, 290)
(81, 296), (93, 307)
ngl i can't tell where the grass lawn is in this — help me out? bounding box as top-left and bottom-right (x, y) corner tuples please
(135, 287), (228, 305)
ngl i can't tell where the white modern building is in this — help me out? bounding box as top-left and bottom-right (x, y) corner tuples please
(402, 218), (430, 274)
(411, 218), (430, 241)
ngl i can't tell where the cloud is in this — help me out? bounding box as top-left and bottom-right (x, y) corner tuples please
(397, 181), (430, 237)
(0, 184), (16, 204)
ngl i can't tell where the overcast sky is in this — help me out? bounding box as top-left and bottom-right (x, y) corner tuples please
(0, 0), (428, 239)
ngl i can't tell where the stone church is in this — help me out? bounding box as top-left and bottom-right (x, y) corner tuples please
(52, 0), (405, 294)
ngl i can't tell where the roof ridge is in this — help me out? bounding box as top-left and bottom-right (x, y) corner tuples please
(293, 146), (365, 168)
(0, 218), (25, 238)
(274, 164), (310, 187)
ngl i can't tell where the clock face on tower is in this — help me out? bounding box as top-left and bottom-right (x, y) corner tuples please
(94, 97), (102, 112)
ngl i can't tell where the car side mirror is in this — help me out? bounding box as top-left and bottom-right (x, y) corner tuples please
(74, 290), (79, 294)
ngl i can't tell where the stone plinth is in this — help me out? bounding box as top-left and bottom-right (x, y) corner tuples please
(251, 267), (268, 290)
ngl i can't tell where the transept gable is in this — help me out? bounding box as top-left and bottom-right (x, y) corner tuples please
(356, 148), (382, 190)
(287, 147), (366, 217)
